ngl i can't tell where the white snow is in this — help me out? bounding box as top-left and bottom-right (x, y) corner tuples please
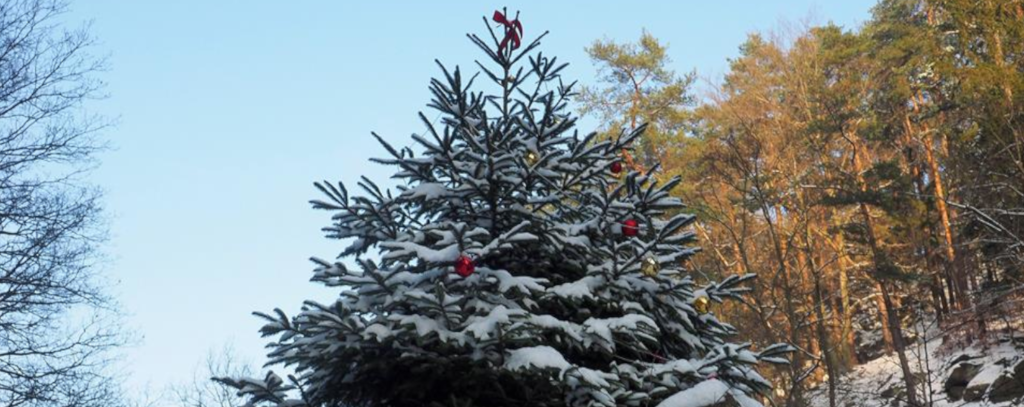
(380, 241), (461, 262)
(464, 305), (523, 340)
(582, 314), (658, 349)
(656, 379), (731, 407)
(650, 359), (698, 376)
(505, 346), (571, 372)
(484, 267), (547, 294)
(966, 364), (1003, 389)
(403, 182), (450, 199)
(527, 314), (584, 341)
(549, 275), (602, 299)
(389, 314), (461, 344)
(574, 367), (615, 387)
(362, 323), (393, 341)
(807, 326), (1024, 407)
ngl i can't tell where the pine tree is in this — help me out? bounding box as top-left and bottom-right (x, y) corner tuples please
(218, 11), (789, 407)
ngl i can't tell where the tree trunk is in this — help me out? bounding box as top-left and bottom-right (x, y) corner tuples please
(853, 140), (919, 405)
(806, 220), (837, 407)
(879, 281), (920, 407)
(861, 201), (919, 406)
(906, 99), (965, 311)
(985, 3), (1013, 104)
(874, 279), (895, 352)
(827, 215), (858, 366)
(922, 131), (961, 292)
(759, 199), (805, 405)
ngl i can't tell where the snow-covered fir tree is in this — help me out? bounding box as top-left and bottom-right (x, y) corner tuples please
(218, 11), (790, 407)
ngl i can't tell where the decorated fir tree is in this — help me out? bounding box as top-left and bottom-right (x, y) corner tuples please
(219, 11), (789, 407)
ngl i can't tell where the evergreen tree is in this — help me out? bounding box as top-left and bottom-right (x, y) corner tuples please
(577, 31), (697, 172)
(218, 12), (789, 407)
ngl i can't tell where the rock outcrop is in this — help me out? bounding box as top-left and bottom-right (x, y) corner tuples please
(945, 356), (1024, 404)
(943, 362), (981, 401)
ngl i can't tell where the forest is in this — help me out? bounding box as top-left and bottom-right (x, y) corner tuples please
(575, 0), (1024, 405)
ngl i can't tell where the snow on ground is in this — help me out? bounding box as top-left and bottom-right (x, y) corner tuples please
(808, 328), (1024, 407)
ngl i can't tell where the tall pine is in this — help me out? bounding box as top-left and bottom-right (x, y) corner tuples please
(219, 12), (789, 407)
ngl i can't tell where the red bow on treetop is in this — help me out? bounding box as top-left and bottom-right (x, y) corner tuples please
(493, 10), (523, 52)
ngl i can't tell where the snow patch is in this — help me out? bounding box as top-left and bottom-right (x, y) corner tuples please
(505, 346), (571, 372)
(656, 379), (731, 407)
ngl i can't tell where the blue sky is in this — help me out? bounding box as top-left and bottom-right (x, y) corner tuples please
(67, 0), (874, 397)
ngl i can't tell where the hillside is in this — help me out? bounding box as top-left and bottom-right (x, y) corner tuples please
(809, 326), (1024, 407)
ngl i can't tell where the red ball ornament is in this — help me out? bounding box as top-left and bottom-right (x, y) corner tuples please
(454, 255), (475, 277)
(622, 219), (639, 237)
(610, 161), (623, 174)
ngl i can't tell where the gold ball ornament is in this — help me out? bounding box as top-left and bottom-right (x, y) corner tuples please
(693, 295), (710, 315)
(640, 256), (660, 277)
(524, 150), (539, 166)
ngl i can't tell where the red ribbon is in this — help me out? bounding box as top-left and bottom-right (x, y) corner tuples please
(493, 10), (523, 52)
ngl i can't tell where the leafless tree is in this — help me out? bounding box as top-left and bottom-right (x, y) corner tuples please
(171, 345), (256, 407)
(0, 1), (124, 406)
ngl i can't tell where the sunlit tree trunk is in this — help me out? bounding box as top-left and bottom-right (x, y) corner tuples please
(826, 214), (858, 366)
(853, 141), (919, 406)
(804, 211), (837, 407)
